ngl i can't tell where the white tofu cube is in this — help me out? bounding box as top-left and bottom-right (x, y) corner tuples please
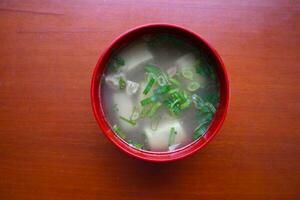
(144, 118), (187, 151)
(113, 92), (135, 131)
(175, 53), (196, 69)
(119, 43), (153, 72)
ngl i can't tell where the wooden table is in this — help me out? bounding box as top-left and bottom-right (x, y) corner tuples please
(1, 1), (299, 199)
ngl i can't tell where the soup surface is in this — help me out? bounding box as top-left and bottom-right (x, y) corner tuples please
(100, 33), (220, 152)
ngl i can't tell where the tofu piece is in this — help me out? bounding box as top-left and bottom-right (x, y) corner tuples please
(144, 118), (187, 151)
(105, 72), (125, 90)
(175, 53), (196, 69)
(126, 80), (140, 95)
(175, 53), (207, 86)
(119, 42), (153, 72)
(113, 92), (135, 131)
(137, 81), (153, 102)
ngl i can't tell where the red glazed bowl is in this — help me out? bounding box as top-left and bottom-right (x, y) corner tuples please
(91, 23), (230, 162)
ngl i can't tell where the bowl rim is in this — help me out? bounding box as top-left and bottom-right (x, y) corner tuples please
(91, 23), (230, 162)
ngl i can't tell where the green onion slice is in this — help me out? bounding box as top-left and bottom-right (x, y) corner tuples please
(181, 67), (194, 80)
(148, 102), (162, 117)
(143, 76), (155, 95)
(112, 124), (126, 139)
(140, 95), (157, 106)
(119, 116), (136, 126)
(187, 82), (200, 91)
(168, 127), (177, 146)
(118, 77), (126, 90)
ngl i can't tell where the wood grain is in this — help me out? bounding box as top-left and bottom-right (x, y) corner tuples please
(0, 0), (299, 199)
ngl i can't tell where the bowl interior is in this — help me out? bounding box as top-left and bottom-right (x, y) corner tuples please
(91, 24), (229, 162)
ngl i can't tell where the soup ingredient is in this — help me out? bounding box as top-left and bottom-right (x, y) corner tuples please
(143, 76), (156, 95)
(119, 116), (136, 126)
(168, 127), (177, 146)
(128, 140), (143, 149)
(187, 81), (201, 91)
(119, 77), (126, 89)
(107, 53), (125, 71)
(126, 80), (139, 95)
(113, 124), (126, 139)
(119, 43), (153, 72)
(105, 72), (125, 89)
(144, 117), (187, 151)
(113, 93), (135, 131)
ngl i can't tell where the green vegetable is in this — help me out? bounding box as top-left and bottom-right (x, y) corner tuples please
(205, 102), (216, 113)
(194, 126), (207, 140)
(157, 74), (168, 86)
(154, 85), (171, 95)
(168, 127), (177, 146)
(119, 77), (126, 89)
(115, 56), (125, 67)
(108, 53), (125, 72)
(119, 116), (136, 126)
(205, 93), (219, 105)
(187, 82), (200, 91)
(194, 120), (210, 133)
(127, 140), (143, 149)
(148, 102), (162, 117)
(140, 95), (157, 106)
(181, 67), (194, 80)
(179, 99), (190, 110)
(140, 105), (152, 118)
(112, 124), (126, 139)
(129, 106), (140, 121)
(169, 77), (180, 86)
(144, 64), (161, 76)
(194, 57), (217, 80)
(143, 76), (155, 95)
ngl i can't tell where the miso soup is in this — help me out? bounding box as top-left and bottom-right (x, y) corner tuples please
(100, 33), (220, 152)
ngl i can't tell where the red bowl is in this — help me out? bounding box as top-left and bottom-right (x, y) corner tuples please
(91, 23), (230, 162)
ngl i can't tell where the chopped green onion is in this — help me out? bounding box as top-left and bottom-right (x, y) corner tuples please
(140, 95), (157, 106)
(143, 77), (155, 95)
(168, 127), (177, 146)
(170, 99), (180, 109)
(129, 106), (140, 121)
(169, 77), (180, 86)
(127, 140), (143, 149)
(187, 82), (200, 91)
(181, 67), (194, 80)
(144, 64), (161, 75)
(194, 126), (207, 140)
(179, 99), (190, 110)
(140, 105), (152, 118)
(118, 77), (126, 89)
(112, 124), (126, 139)
(194, 120), (210, 132)
(154, 85), (171, 95)
(205, 102), (216, 113)
(148, 102), (162, 117)
(205, 93), (219, 105)
(157, 74), (167, 86)
(119, 116), (136, 126)
(115, 56), (125, 67)
(168, 88), (179, 95)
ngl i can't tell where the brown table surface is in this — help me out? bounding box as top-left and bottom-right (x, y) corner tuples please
(1, 0), (299, 199)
